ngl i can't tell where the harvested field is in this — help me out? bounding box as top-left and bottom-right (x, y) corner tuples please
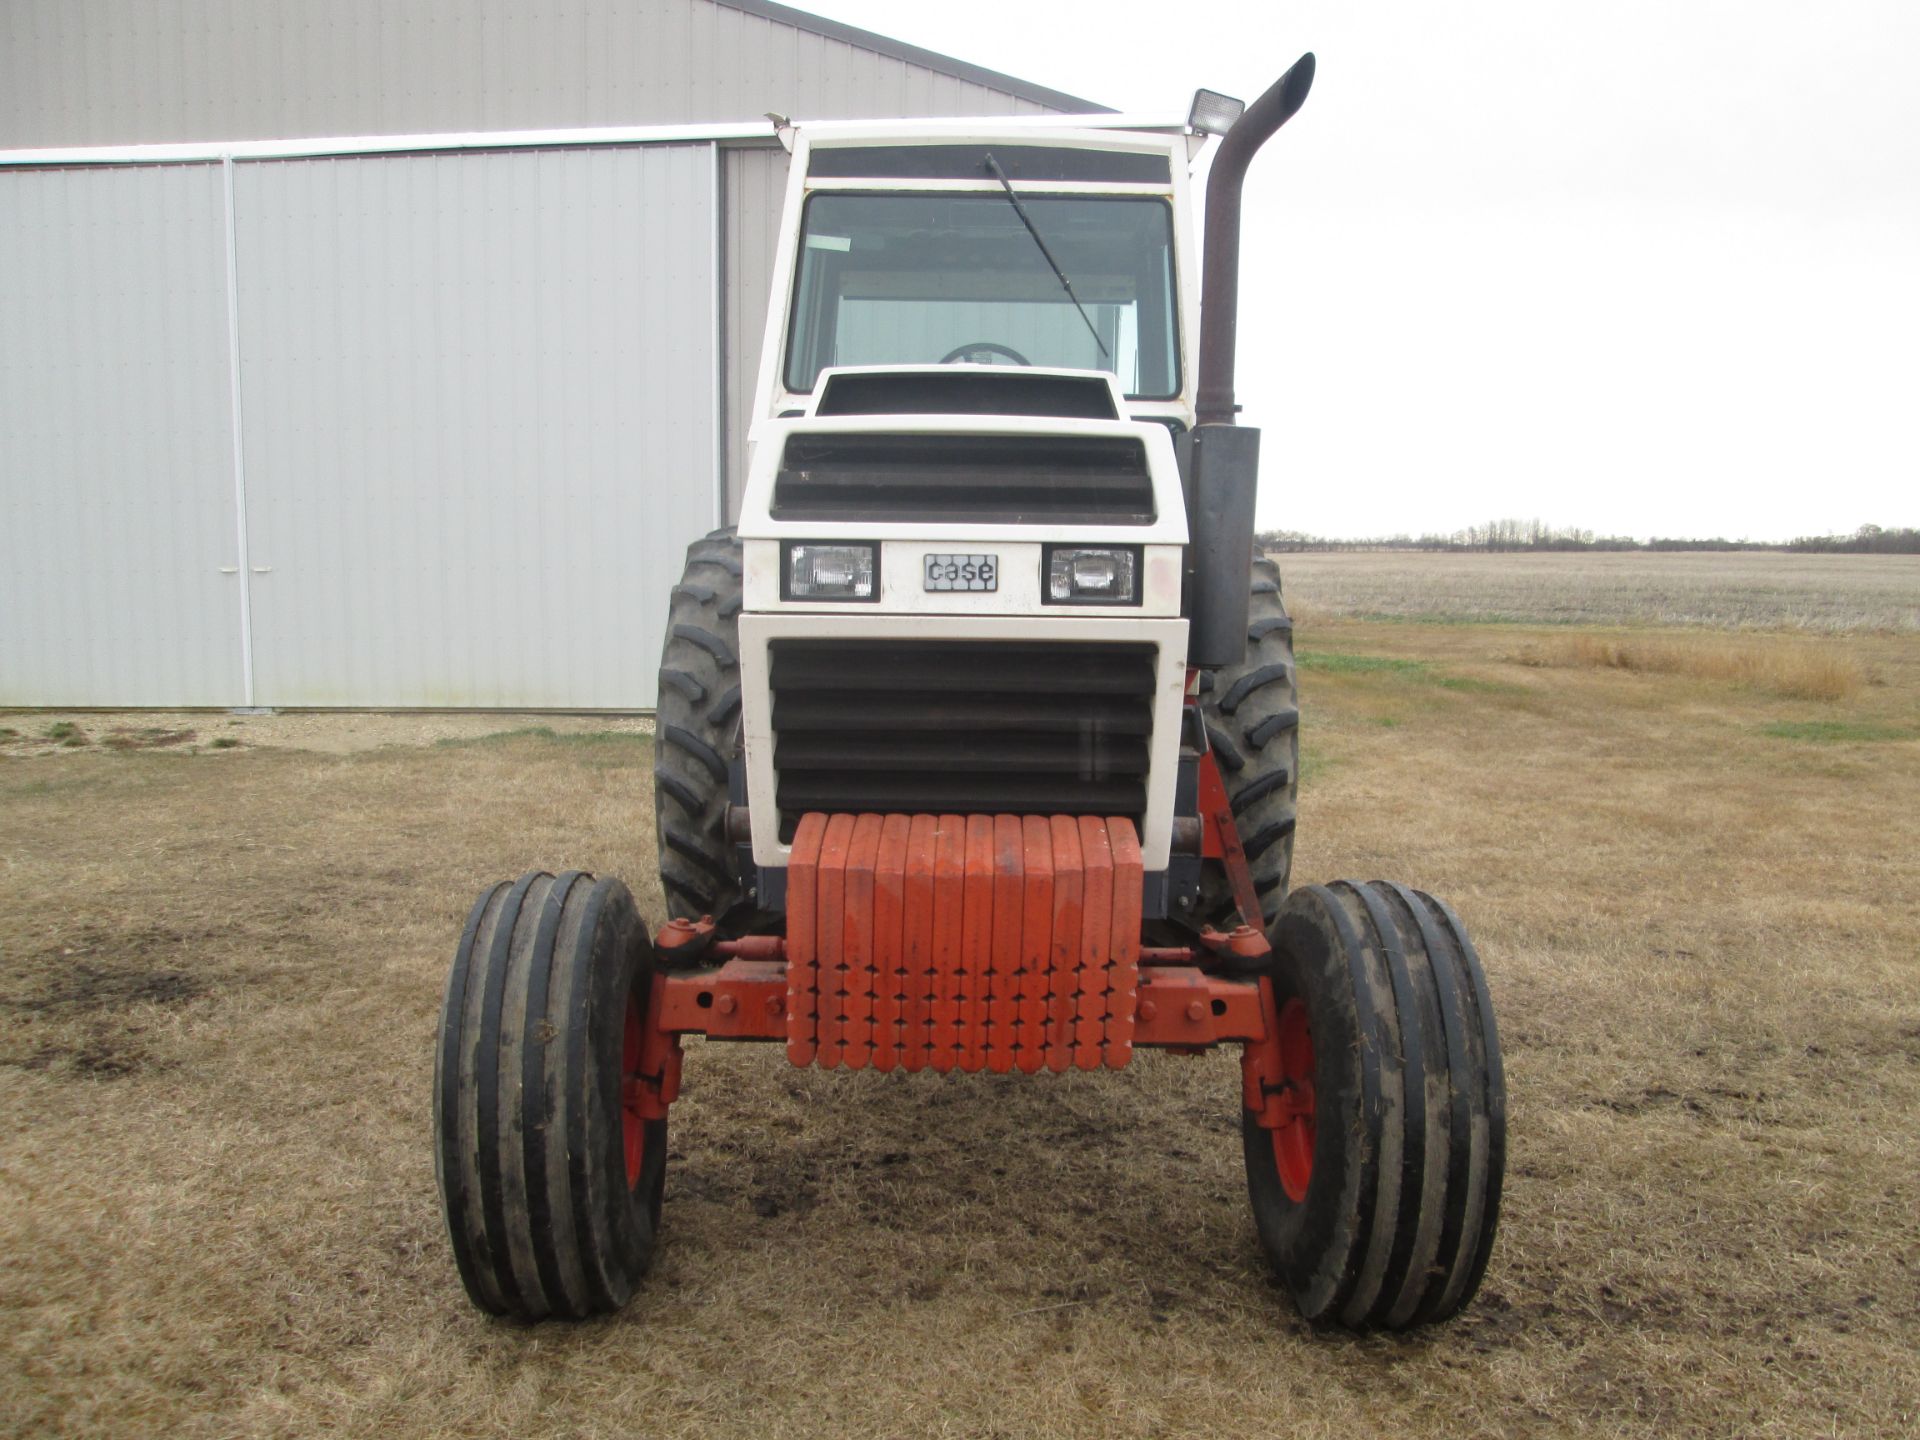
(3, 564), (1919, 1438)
(1275, 550), (1920, 632)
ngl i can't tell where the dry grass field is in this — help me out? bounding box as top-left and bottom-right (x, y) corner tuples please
(3, 553), (1918, 1439)
(1277, 549), (1919, 632)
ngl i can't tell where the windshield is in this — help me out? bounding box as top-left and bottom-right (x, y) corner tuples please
(784, 192), (1180, 399)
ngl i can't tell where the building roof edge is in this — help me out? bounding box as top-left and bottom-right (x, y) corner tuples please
(706, 0), (1113, 114)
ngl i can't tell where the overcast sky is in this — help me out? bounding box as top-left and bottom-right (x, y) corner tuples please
(800, 1), (1917, 541)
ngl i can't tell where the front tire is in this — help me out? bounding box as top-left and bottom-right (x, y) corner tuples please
(1243, 881), (1506, 1329)
(434, 871), (667, 1320)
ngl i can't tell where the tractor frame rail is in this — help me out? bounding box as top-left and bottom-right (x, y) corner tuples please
(629, 933), (1301, 1150)
(653, 943), (1274, 1050)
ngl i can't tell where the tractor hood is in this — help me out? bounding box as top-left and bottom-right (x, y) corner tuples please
(736, 368), (1188, 546)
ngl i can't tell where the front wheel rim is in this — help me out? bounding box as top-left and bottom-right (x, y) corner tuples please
(1269, 997), (1316, 1202)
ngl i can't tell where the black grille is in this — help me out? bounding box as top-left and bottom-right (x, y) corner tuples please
(771, 433), (1155, 525)
(769, 639), (1157, 840)
(816, 371), (1118, 420)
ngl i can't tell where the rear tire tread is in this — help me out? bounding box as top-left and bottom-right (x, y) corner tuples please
(661, 725), (727, 783)
(1219, 663), (1293, 715)
(669, 624), (736, 669)
(1230, 768), (1293, 814)
(1205, 724), (1246, 773)
(652, 771), (702, 816)
(1196, 556), (1298, 927)
(1245, 709), (1301, 750)
(659, 669), (706, 703)
(656, 531), (767, 934)
(706, 685), (742, 727)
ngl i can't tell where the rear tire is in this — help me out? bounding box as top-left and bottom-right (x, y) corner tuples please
(1243, 881), (1505, 1329)
(1197, 555), (1298, 928)
(655, 528), (766, 932)
(434, 871), (667, 1321)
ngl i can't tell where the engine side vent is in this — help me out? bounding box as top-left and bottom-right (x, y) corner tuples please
(816, 370), (1118, 420)
(772, 433), (1155, 525)
(768, 638), (1157, 841)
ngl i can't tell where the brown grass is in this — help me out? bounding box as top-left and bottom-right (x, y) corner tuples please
(3, 616), (1919, 1437)
(1274, 550), (1920, 633)
(1518, 633), (1866, 701)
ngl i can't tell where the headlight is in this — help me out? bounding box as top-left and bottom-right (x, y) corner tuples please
(784, 541), (877, 602)
(1044, 545), (1140, 605)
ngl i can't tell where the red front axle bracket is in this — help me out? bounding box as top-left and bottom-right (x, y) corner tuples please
(1196, 745), (1265, 933)
(628, 972), (685, 1121)
(1240, 976), (1313, 1130)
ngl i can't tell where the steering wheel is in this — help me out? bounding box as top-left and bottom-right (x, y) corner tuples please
(939, 341), (1032, 366)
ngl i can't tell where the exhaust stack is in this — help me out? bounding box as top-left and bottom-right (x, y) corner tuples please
(1195, 52), (1316, 428)
(1186, 53), (1315, 668)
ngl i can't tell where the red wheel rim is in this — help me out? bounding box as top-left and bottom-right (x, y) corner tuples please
(620, 989), (646, 1190)
(1269, 998), (1316, 1203)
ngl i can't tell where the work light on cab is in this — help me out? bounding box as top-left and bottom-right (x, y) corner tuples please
(1188, 88), (1246, 136)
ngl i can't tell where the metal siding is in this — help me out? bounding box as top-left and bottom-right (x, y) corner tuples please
(723, 143), (792, 518)
(233, 145), (714, 708)
(0, 1), (1083, 710)
(0, 163), (244, 706)
(0, 1), (1063, 147)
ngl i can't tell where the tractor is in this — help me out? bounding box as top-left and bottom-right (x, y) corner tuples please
(434, 54), (1506, 1331)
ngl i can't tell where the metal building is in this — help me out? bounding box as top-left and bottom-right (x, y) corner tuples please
(0, 0), (1109, 708)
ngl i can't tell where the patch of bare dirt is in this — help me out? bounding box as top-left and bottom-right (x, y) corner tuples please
(0, 709), (652, 757)
(98, 727), (200, 751)
(6, 959), (208, 1016)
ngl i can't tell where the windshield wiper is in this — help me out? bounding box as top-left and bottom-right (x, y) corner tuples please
(982, 153), (1109, 360)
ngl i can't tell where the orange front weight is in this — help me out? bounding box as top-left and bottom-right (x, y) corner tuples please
(783, 812), (1145, 1073)
(648, 817), (1272, 1083)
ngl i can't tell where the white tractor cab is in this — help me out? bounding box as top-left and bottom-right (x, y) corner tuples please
(669, 90), (1308, 931)
(429, 58), (1508, 1336)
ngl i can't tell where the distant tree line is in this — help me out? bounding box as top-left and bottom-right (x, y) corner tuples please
(1786, 524), (1920, 554)
(1258, 521), (1920, 555)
